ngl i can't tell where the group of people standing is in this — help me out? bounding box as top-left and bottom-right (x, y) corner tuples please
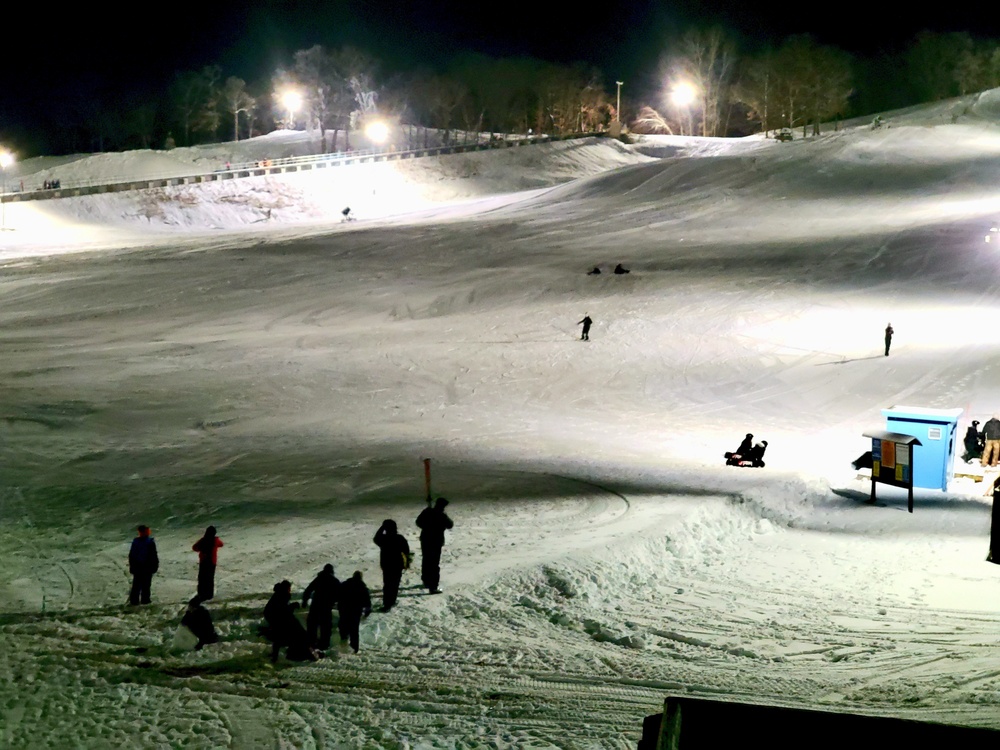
(965, 416), (1000, 466)
(126, 496), (455, 662)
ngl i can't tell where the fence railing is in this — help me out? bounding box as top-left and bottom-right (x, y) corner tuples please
(1, 131), (603, 204)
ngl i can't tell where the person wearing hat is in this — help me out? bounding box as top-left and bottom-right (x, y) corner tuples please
(416, 497), (454, 594)
(736, 433), (754, 457)
(264, 580), (316, 662)
(128, 524), (159, 606)
(302, 564), (340, 650)
(964, 420), (984, 463)
(373, 519), (410, 611)
(192, 525), (224, 602)
(337, 571), (372, 653)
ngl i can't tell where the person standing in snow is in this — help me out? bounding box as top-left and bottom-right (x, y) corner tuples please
(337, 570), (372, 653)
(263, 580), (317, 662)
(192, 525), (223, 603)
(128, 524), (159, 606)
(982, 415), (1000, 467)
(373, 519), (410, 612)
(964, 421), (984, 462)
(302, 564), (340, 650)
(416, 497), (454, 594)
(884, 323), (894, 356)
(989, 476), (1000, 564)
(578, 314), (593, 341)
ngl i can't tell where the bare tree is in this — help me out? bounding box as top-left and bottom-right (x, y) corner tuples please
(171, 66), (222, 145)
(294, 45), (337, 152)
(222, 76), (255, 142)
(667, 27), (738, 137)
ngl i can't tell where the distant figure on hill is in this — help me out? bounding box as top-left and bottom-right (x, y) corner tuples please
(587, 266), (601, 275)
(613, 263), (630, 275)
(192, 525), (223, 603)
(578, 314), (593, 341)
(342, 207), (352, 221)
(884, 323), (894, 357)
(128, 525), (159, 606)
(982, 415), (1000, 467)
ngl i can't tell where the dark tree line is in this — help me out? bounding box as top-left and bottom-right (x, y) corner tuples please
(14, 29), (1000, 157)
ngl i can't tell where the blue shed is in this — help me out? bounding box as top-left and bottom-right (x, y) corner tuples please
(881, 406), (963, 491)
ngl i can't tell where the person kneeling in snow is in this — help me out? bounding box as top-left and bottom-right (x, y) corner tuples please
(181, 597), (219, 651)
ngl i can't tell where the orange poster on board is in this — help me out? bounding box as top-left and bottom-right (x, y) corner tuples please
(881, 440), (896, 469)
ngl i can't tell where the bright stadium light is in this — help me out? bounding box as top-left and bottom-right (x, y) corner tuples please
(365, 120), (389, 144)
(670, 81), (697, 108)
(282, 90), (302, 129)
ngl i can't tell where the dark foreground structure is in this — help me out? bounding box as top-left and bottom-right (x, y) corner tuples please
(638, 696), (1000, 749)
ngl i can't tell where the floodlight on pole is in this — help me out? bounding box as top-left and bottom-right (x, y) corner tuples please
(282, 90), (302, 129)
(0, 150), (13, 230)
(365, 120), (389, 145)
(670, 81), (698, 135)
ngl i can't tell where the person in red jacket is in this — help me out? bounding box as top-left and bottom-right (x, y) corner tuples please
(192, 526), (224, 602)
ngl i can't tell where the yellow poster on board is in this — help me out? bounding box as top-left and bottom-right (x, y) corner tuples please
(881, 440), (896, 469)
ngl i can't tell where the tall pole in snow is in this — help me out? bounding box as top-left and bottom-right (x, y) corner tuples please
(616, 81), (623, 125)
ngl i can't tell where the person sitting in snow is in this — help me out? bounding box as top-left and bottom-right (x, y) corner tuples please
(747, 440), (768, 464)
(735, 433), (754, 457)
(613, 263), (630, 275)
(964, 421), (984, 462)
(587, 266), (601, 275)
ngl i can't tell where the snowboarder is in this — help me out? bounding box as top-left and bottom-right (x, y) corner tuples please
(578, 314), (593, 341)
(416, 497), (454, 594)
(128, 525), (159, 606)
(613, 263), (630, 275)
(192, 525), (223, 603)
(302, 564), (340, 650)
(587, 266), (601, 275)
(180, 597), (219, 650)
(263, 580), (318, 662)
(964, 421), (984, 462)
(337, 571), (372, 653)
(884, 323), (894, 356)
(373, 519), (410, 611)
(983, 415), (1000, 467)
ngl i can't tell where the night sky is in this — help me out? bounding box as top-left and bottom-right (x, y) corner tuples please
(3, 1), (997, 153)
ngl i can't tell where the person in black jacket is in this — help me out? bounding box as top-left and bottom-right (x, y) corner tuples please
(578, 315), (593, 341)
(735, 433), (753, 457)
(181, 597), (218, 650)
(416, 497), (454, 594)
(302, 564), (340, 650)
(128, 525), (159, 606)
(263, 580), (316, 662)
(373, 519), (410, 612)
(964, 421), (984, 462)
(337, 570), (372, 653)
(884, 323), (894, 357)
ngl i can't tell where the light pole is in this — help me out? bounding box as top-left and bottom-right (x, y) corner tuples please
(0, 151), (13, 230)
(615, 81), (623, 125)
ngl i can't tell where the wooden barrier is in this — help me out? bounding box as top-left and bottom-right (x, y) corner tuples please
(639, 696), (1000, 749)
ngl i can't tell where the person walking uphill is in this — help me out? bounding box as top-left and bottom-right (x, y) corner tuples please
(373, 519), (410, 612)
(192, 526), (223, 602)
(128, 525), (159, 606)
(416, 497), (454, 594)
(884, 323), (894, 356)
(302, 564), (340, 650)
(578, 314), (593, 341)
(983, 415), (1000, 467)
(337, 570), (372, 653)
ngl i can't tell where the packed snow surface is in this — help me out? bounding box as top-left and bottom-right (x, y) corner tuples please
(5, 95), (1000, 747)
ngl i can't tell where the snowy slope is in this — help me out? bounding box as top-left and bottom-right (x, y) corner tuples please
(4, 97), (1000, 748)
